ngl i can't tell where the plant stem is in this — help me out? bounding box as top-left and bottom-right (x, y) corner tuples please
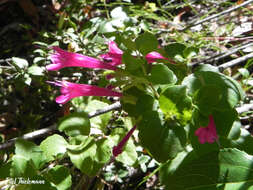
(149, 83), (160, 99)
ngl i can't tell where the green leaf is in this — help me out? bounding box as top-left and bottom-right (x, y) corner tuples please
(238, 68), (250, 78)
(166, 63), (188, 82)
(84, 100), (111, 134)
(159, 85), (192, 125)
(12, 57), (29, 70)
(164, 43), (186, 61)
(67, 136), (111, 176)
(160, 148), (253, 190)
(183, 46), (199, 59)
(135, 32), (158, 55)
(213, 108), (237, 137)
(190, 109), (237, 156)
(44, 165), (72, 190)
(0, 161), (12, 178)
(24, 73), (32, 86)
(120, 37), (136, 51)
(139, 111), (187, 162)
(195, 64), (219, 72)
(33, 57), (45, 64)
(98, 20), (116, 33)
(40, 134), (68, 161)
(15, 139), (47, 170)
(182, 69), (245, 111)
(110, 128), (138, 166)
(121, 86), (152, 117)
(28, 65), (45, 76)
(58, 112), (90, 137)
(111, 7), (129, 20)
(29, 176), (57, 190)
(136, 94), (158, 116)
(149, 64), (177, 85)
(196, 85), (223, 116)
(227, 121), (241, 140)
(222, 125), (253, 155)
(11, 155), (37, 177)
(123, 51), (142, 71)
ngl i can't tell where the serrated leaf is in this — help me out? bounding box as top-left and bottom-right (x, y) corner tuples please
(58, 112), (90, 137)
(40, 135), (68, 161)
(15, 139), (47, 170)
(44, 165), (72, 190)
(135, 32), (158, 55)
(160, 148), (253, 190)
(149, 64), (177, 85)
(139, 111), (186, 162)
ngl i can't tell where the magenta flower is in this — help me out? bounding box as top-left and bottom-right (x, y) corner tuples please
(195, 115), (218, 144)
(47, 47), (117, 71)
(146, 51), (166, 63)
(113, 125), (137, 157)
(100, 41), (123, 66)
(100, 41), (167, 66)
(48, 80), (122, 104)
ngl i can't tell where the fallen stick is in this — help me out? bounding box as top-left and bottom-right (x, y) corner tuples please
(218, 52), (253, 71)
(183, 0), (253, 30)
(191, 42), (253, 67)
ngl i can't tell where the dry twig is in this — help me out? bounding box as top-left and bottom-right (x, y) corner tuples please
(184, 0), (253, 30)
(218, 52), (253, 71)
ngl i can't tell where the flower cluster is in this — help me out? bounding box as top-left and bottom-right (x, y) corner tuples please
(46, 41), (167, 156)
(47, 41), (166, 104)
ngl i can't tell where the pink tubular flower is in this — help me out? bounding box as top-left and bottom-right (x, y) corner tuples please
(195, 116), (218, 144)
(146, 51), (166, 63)
(47, 47), (117, 71)
(48, 80), (122, 104)
(100, 41), (123, 66)
(100, 41), (167, 66)
(113, 125), (137, 157)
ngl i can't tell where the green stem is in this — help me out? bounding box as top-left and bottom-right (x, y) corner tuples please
(135, 163), (162, 190)
(149, 83), (160, 99)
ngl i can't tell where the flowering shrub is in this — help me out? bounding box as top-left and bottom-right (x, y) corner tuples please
(42, 32), (248, 188)
(2, 32), (252, 190)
